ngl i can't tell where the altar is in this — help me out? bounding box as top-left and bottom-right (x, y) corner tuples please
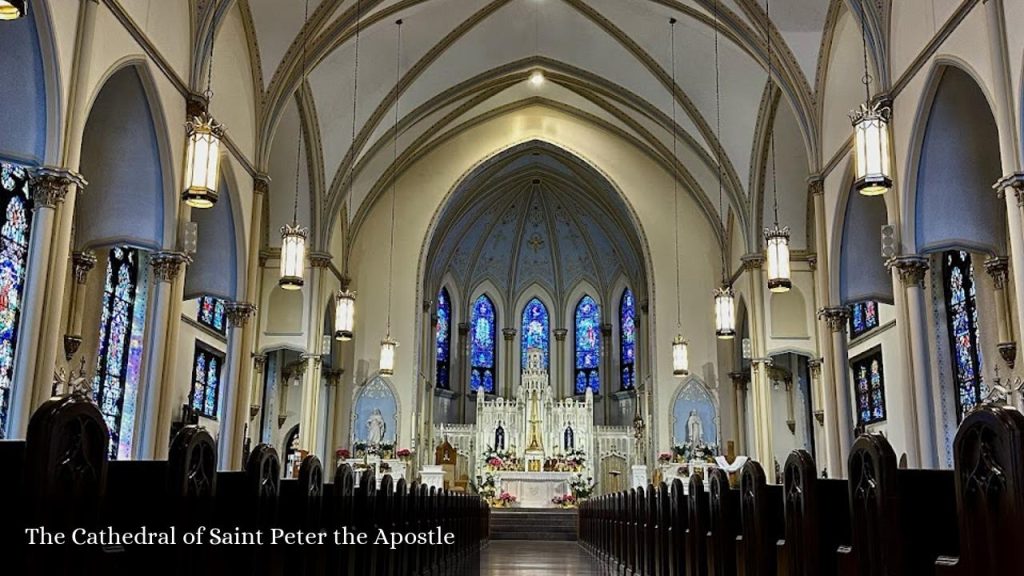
(498, 471), (572, 508)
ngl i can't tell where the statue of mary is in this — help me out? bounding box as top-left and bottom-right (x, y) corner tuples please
(367, 408), (387, 446)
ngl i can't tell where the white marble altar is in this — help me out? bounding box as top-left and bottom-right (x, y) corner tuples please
(631, 464), (649, 489)
(659, 461), (715, 494)
(498, 471), (572, 508)
(341, 458), (408, 488)
(420, 464), (445, 490)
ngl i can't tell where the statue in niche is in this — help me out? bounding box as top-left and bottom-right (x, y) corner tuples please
(564, 425), (575, 451)
(686, 410), (704, 445)
(495, 421), (506, 450)
(367, 408), (387, 446)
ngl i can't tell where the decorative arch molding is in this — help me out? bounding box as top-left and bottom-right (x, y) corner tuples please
(669, 376), (720, 447)
(350, 374), (401, 446)
(769, 285), (810, 339)
(512, 283), (557, 331)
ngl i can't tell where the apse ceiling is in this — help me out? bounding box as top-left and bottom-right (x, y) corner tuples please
(424, 146), (645, 304)
(183, 0), (869, 247)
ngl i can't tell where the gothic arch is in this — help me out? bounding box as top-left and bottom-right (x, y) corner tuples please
(670, 376), (719, 448)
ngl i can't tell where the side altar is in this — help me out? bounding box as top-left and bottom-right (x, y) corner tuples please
(474, 349), (594, 507)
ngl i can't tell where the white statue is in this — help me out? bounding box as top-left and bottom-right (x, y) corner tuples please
(686, 410), (704, 445)
(367, 408), (387, 446)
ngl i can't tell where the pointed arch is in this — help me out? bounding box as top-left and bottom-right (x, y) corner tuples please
(435, 286), (453, 390)
(469, 293), (497, 394)
(619, 286), (637, 391)
(520, 296), (550, 371)
(573, 294), (601, 394)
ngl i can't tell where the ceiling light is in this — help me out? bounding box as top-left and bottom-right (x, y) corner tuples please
(0, 0), (26, 20)
(529, 70), (545, 87)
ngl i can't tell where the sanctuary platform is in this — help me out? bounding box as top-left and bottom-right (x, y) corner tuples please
(489, 508), (578, 541)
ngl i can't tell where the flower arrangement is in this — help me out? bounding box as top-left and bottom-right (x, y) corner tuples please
(481, 445), (518, 471)
(396, 448), (412, 459)
(568, 474), (595, 501)
(658, 452), (672, 463)
(494, 491), (517, 507)
(471, 473), (499, 500)
(336, 448), (351, 460)
(670, 442), (718, 463)
(552, 494), (577, 507)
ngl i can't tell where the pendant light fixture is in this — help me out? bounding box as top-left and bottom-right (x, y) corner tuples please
(709, 0), (736, 339)
(850, 6), (891, 196)
(279, 0), (311, 290)
(762, 0), (791, 293)
(667, 17), (689, 378)
(182, 22), (224, 208)
(379, 18), (404, 376)
(335, 0), (362, 341)
(0, 0), (26, 21)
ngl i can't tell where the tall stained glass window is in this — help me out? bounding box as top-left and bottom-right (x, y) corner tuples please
(943, 250), (985, 420)
(520, 298), (549, 369)
(94, 247), (149, 460)
(620, 288), (637, 390)
(470, 295), (496, 393)
(190, 344), (223, 418)
(849, 301), (879, 339)
(0, 162), (32, 438)
(435, 288), (451, 389)
(574, 295), (601, 394)
(197, 296), (226, 334)
(852, 346), (886, 426)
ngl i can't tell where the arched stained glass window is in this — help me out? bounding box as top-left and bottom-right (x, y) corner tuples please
(0, 162), (32, 438)
(435, 288), (452, 389)
(94, 247), (149, 460)
(574, 295), (601, 394)
(620, 288), (637, 390)
(197, 296), (226, 334)
(943, 250), (985, 421)
(521, 298), (549, 369)
(849, 301), (879, 338)
(852, 346), (886, 426)
(470, 295), (496, 393)
(190, 344), (224, 418)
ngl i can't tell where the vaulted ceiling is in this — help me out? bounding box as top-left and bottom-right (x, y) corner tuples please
(192, 0), (883, 251)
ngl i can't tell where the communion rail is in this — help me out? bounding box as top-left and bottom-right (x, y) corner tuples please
(0, 393), (489, 576)
(579, 403), (1024, 576)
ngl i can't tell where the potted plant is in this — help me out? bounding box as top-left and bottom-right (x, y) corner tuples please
(336, 448), (351, 460)
(568, 474), (595, 502)
(551, 494), (577, 508)
(396, 448), (412, 461)
(495, 491), (517, 508)
(658, 452), (672, 464)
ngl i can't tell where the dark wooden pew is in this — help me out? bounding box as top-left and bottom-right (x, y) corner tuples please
(706, 468), (738, 576)
(213, 443), (282, 576)
(839, 433), (958, 576)
(324, 463), (355, 576)
(670, 478), (688, 576)
(735, 460), (783, 576)
(687, 473), (709, 576)
(279, 454), (324, 576)
(776, 449), (850, 576)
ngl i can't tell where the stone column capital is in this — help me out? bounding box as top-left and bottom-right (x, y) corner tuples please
(994, 172), (1024, 204)
(553, 328), (568, 341)
(300, 353), (322, 368)
(149, 251), (189, 283)
(457, 322), (470, 335)
(818, 306), (851, 332)
(729, 371), (748, 391)
(984, 256), (1010, 289)
(253, 173), (271, 195)
(741, 253), (765, 271)
(807, 175), (825, 197)
(226, 301), (258, 328)
(502, 328), (517, 341)
(886, 254), (930, 288)
(309, 252), (332, 269)
(807, 357), (824, 378)
(600, 323), (613, 337)
(71, 250), (98, 285)
(30, 167), (87, 208)
(253, 354), (267, 373)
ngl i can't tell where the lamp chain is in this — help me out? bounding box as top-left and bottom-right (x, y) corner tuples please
(670, 17), (681, 330)
(766, 0), (780, 227)
(345, 0), (362, 276)
(713, 0), (726, 284)
(205, 20), (215, 102)
(859, 2), (873, 103)
(386, 19), (403, 336)
(292, 0), (311, 226)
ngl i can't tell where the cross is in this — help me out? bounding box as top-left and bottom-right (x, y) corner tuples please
(527, 234), (544, 252)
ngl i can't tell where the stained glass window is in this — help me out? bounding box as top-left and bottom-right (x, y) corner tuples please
(574, 295), (601, 394)
(619, 289), (637, 390)
(470, 295), (496, 393)
(520, 298), (549, 370)
(94, 247), (149, 460)
(197, 296), (226, 334)
(0, 162), (32, 439)
(849, 301), (879, 339)
(943, 250), (985, 421)
(435, 288), (451, 390)
(852, 346), (886, 426)
(190, 344), (223, 418)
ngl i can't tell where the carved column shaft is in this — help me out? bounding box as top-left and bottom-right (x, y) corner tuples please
(741, 253), (773, 469)
(458, 322), (470, 421)
(985, 257), (1015, 362)
(146, 251), (189, 460)
(554, 328), (568, 398)
(818, 305), (853, 476)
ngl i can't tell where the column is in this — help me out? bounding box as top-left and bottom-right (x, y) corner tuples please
(298, 353), (323, 454)
(554, 328), (568, 397)
(985, 257), (1018, 402)
(729, 371), (748, 454)
(818, 306), (853, 476)
(502, 327), (516, 398)
(229, 174), (268, 466)
(252, 354), (267, 442)
(601, 322), (612, 423)
(323, 368), (341, 466)
(809, 176), (841, 476)
(8, 169), (83, 436)
(741, 254), (774, 468)
(457, 322), (469, 420)
(221, 301), (257, 469)
(62, 250), (97, 361)
(807, 358), (827, 467)
(999, 176), (1024, 372)
(888, 255), (939, 468)
(144, 251), (189, 459)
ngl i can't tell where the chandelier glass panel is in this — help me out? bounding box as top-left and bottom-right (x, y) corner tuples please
(183, 113), (223, 208)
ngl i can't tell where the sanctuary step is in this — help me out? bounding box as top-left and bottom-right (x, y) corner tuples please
(489, 508), (578, 541)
